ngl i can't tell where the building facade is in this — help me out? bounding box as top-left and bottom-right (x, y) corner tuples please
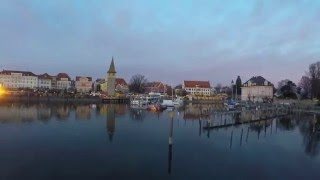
(0, 70), (38, 89)
(75, 76), (92, 93)
(115, 78), (129, 94)
(56, 73), (71, 90)
(38, 73), (52, 89)
(145, 82), (167, 94)
(182, 80), (211, 96)
(241, 76), (273, 102)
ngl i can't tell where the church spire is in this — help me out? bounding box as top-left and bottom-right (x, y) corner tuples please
(107, 57), (116, 74)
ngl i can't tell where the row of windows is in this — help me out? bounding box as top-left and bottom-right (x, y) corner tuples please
(0, 77), (37, 80)
(0, 80), (37, 84)
(185, 88), (210, 92)
(5, 84), (36, 88)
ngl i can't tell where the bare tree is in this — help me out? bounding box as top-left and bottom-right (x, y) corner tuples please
(129, 74), (147, 93)
(298, 76), (312, 98)
(214, 83), (222, 93)
(309, 62), (320, 99)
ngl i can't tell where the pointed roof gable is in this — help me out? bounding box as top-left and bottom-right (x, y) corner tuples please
(243, 76), (273, 86)
(38, 73), (52, 80)
(107, 57), (116, 74)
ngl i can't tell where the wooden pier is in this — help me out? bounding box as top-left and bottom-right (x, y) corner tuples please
(101, 97), (130, 104)
(202, 104), (293, 130)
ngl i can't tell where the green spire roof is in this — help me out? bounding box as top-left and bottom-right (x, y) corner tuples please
(107, 57), (116, 73)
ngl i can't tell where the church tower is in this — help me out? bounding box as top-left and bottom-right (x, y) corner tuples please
(106, 57), (116, 96)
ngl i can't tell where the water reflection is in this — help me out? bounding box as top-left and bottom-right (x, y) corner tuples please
(0, 102), (320, 178)
(107, 105), (115, 142)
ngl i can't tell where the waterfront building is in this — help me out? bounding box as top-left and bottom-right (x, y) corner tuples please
(56, 73), (71, 90)
(144, 81), (167, 94)
(241, 76), (273, 102)
(75, 76), (93, 93)
(0, 70), (38, 89)
(93, 78), (105, 92)
(115, 78), (129, 94)
(51, 76), (57, 89)
(182, 80), (211, 96)
(38, 73), (52, 89)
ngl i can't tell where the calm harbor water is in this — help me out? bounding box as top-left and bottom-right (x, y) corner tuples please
(0, 103), (319, 180)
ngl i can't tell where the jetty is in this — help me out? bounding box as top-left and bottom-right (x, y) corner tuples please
(202, 103), (320, 130)
(101, 97), (129, 104)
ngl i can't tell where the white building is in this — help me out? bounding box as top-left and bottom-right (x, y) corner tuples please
(182, 80), (211, 96)
(75, 76), (92, 93)
(38, 73), (52, 89)
(0, 70), (38, 89)
(56, 73), (71, 90)
(241, 76), (274, 102)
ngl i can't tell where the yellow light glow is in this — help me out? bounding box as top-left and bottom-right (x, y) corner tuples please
(0, 87), (5, 96)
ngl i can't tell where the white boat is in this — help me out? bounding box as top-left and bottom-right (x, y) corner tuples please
(162, 100), (175, 107)
(162, 97), (184, 107)
(130, 96), (148, 105)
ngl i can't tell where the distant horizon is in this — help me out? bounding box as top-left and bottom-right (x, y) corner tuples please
(1, 0), (319, 86)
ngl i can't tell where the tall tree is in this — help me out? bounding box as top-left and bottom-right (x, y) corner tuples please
(129, 74), (147, 93)
(214, 83), (222, 93)
(309, 62), (320, 99)
(277, 80), (297, 99)
(298, 76), (312, 99)
(235, 76), (242, 95)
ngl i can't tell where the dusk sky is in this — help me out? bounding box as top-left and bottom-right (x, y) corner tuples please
(1, 0), (319, 86)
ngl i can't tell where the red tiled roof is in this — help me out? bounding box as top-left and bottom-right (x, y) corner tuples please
(184, 81), (211, 88)
(0, 70), (36, 76)
(145, 82), (162, 88)
(115, 78), (127, 85)
(56, 73), (71, 81)
(76, 76), (92, 81)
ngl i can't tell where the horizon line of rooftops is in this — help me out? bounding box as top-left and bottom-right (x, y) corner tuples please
(0, 69), (273, 87)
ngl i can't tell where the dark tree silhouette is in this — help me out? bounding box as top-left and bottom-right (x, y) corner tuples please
(309, 62), (320, 99)
(298, 76), (312, 99)
(236, 76), (242, 96)
(129, 74), (147, 93)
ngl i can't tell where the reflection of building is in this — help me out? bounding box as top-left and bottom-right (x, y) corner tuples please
(183, 80), (211, 96)
(183, 104), (211, 120)
(0, 70), (38, 89)
(107, 105), (116, 142)
(56, 73), (72, 90)
(0, 105), (38, 123)
(55, 106), (70, 119)
(37, 106), (52, 121)
(75, 76), (92, 93)
(241, 76), (273, 102)
(76, 105), (91, 120)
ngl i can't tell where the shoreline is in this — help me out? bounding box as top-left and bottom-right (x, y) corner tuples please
(0, 96), (102, 103)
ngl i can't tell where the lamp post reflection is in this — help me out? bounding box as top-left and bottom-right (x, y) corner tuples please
(168, 111), (174, 175)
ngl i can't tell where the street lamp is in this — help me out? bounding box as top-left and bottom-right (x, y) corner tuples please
(231, 80), (234, 101)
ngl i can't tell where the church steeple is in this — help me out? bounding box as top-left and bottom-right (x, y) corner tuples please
(107, 57), (116, 74)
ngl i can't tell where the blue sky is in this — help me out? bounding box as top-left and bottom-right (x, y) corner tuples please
(1, 0), (319, 86)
